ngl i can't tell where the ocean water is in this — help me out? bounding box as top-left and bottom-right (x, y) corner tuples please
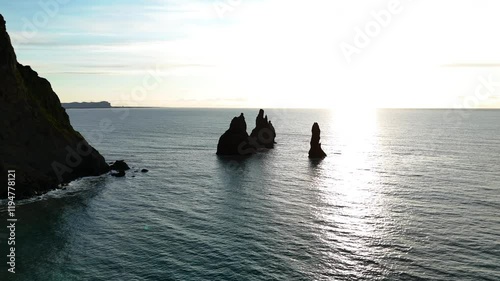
(1, 108), (499, 281)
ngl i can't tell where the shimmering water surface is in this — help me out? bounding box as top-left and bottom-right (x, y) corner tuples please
(1, 108), (499, 280)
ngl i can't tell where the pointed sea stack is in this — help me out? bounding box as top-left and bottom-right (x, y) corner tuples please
(0, 14), (110, 199)
(308, 123), (327, 159)
(217, 113), (256, 156)
(250, 109), (276, 149)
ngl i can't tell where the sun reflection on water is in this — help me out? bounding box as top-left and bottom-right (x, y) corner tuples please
(311, 108), (390, 275)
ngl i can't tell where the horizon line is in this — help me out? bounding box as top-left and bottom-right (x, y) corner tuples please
(63, 106), (500, 110)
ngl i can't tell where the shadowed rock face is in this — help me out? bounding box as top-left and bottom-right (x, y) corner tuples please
(0, 14), (109, 199)
(309, 123), (327, 159)
(250, 109), (276, 149)
(217, 113), (256, 156)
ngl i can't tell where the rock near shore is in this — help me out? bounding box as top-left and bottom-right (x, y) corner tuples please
(0, 14), (109, 199)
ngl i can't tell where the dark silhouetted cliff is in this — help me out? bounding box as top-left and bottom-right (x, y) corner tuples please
(0, 14), (109, 199)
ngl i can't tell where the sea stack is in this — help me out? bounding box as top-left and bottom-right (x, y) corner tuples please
(216, 113), (256, 156)
(0, 14), (110, 199)
(250, 109), (276, 149)
(308, 123), (327, 159)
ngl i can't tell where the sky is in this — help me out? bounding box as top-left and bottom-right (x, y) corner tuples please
(2, 0), (500, 108)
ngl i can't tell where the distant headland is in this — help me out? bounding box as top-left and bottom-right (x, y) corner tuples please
(62, 101), (159, 109)
(62, 101), (112, 109)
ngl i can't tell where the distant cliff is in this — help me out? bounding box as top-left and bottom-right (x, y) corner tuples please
(62, 101), (112, 109)
(0, 14), (110, 199)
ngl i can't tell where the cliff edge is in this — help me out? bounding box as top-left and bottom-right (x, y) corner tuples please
(0, 14), (110, 199)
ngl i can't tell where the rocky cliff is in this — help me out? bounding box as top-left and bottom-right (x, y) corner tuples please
(0, 14), (109, 199)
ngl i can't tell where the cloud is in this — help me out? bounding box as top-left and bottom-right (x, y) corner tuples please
(441, 63), (500, 68)
(5, 0), (500, 107)
(41, 62), (214, 76)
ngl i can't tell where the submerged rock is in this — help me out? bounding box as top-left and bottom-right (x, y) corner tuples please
(216, 113), (256, 156)
(250, 109), (276, 149)
(308, 123), (327, 159)
(0, 14), (109, 199)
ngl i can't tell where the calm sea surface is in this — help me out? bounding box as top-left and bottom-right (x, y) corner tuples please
(1, 108), (499, 281)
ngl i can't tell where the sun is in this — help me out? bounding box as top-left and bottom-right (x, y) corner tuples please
(330, 104), (378, 140)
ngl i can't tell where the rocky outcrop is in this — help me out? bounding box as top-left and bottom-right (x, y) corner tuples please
(217, 109), (278, 155)
(250, 109), (276, 149)
(110, 160), (130, 172)
(109, 160), (130, 177)
(308, 123), (327, 159)
(0, 14), (110, 199)
(216, 113), (256, 156)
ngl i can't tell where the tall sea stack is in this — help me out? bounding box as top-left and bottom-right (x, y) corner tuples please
(308, 123), (327, 159)
(0, 14), (110, 199)
(250, 109), (276, 149)
(217, 109), (277, 155)
(216, 113), (256, 156)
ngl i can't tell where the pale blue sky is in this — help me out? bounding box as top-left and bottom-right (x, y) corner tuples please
(2, 0), (500, 108)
